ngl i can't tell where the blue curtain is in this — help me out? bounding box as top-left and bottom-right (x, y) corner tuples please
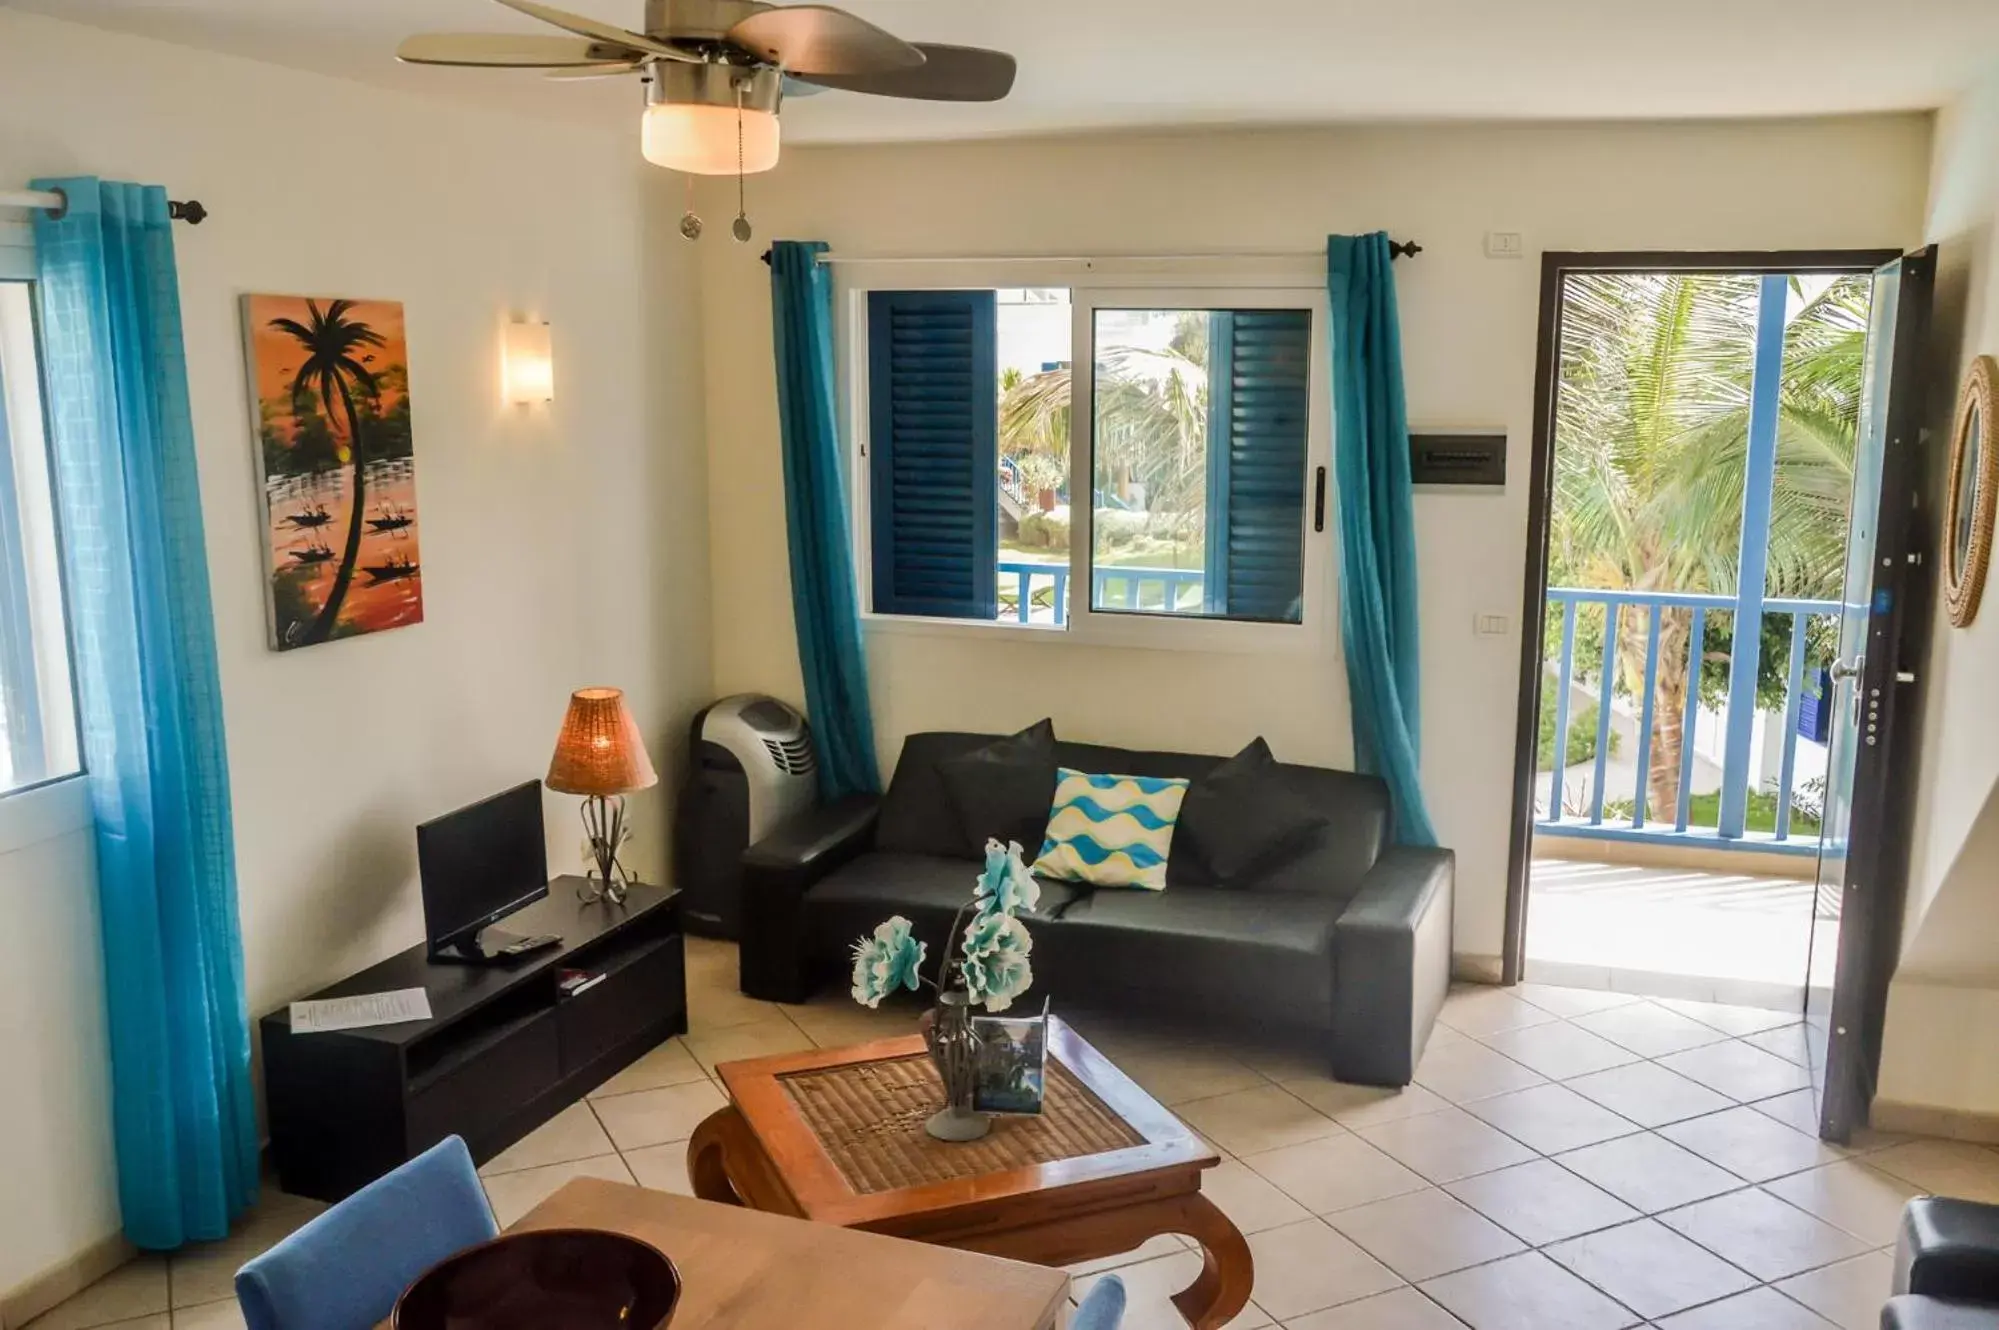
(32, 179), (257, 1248)
(1328, 233), (1435, 846)
(769, 241), (881, 800)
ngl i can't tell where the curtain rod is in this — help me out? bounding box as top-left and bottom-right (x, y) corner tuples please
(0, 188), (209, 225)
(759, 239), (1421, 267)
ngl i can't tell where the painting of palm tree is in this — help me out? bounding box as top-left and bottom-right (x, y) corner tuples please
(246, 295), (423, 651)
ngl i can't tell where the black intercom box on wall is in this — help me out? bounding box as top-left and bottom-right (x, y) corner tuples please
(1411, 432), (1506, 486)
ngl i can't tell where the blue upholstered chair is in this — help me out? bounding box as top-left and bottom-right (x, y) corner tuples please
(1073, 1274), (1126, 1330)
(235, 1137), (499, 1330)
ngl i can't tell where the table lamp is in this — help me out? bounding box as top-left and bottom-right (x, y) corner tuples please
(546, 687), (658, 905)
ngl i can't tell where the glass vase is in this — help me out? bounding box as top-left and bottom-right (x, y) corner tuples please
(922, 987), (990, 1141)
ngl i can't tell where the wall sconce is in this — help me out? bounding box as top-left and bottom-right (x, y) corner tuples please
(502, 321), (553, 404)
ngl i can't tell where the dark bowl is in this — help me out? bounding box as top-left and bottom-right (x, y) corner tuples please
(393, 1228), (681, 1330)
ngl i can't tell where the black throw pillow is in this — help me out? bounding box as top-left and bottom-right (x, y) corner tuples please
(938, 718), (1059, 857)
(1177, 737), (1330, 884)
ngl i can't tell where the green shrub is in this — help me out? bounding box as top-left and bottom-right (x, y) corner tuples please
(1537, 701), (1616, 770)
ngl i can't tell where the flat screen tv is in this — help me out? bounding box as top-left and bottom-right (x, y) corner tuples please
(417, 780), (549, 960)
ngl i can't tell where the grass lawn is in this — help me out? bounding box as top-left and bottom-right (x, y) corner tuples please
(1602, 787), (1821, 836)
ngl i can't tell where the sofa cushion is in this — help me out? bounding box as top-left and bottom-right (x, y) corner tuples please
(1042, 884), (1342, 1026)
(938, 718), (1058, 855)
(1177, 738), (1331, 884)
(802, 851), (1082, 968)
(877, 732), (1011, 859)
(1033, 768), (1189, 891)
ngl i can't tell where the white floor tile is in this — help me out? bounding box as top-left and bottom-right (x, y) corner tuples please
(1564, 1061), (1736, 1128)
(1656, 1187), (1870, 1282)
(1445, 1158), (1640, 1246)
(1243, 1134), (1429, 1215)
(1240, 1219), (1404, 1321)
(1421, 1251), (1642, 1330)
(1553, 1132), (1746, 1213)
(1658, 1040), (1813, 1102)
(1659, 1107), (1844, 1183)
(1572, 1002), (1732, 1057)
(1356, 1107), (1536, 1184)
(1411, 1041), (1547, 1105)
(1462, 1083), (1640, 1156)
(1544, 1217), (1757, 1319)
(1773, 1249), (1897, 1330)
(1324, 1186), (1525, 1281)
(1176, 1085), (1343, 1157)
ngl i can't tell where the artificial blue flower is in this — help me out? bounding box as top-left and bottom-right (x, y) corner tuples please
(973, 837), (1041, 919)
(851, 916), (927, 1009)
(961, 909), (1034, 1012)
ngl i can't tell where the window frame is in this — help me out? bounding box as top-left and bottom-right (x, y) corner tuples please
(0, 230), (86, 814)
(839, 261), (1336, 657)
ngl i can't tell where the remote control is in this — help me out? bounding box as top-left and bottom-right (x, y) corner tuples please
(501, 934), (561, 956)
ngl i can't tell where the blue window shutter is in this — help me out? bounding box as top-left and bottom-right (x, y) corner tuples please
(1212, 309), (1309, 622)
(867, 290), (997, 619)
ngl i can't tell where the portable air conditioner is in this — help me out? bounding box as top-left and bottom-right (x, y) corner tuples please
(673, 694), (818, 938)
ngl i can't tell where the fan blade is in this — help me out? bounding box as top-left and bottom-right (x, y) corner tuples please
(724, 4), (923, 76)
(788, 43), (1015, 101)
(780, 74), (828, 98)
(489, 0), (697, 62)
(546, 62), (647, 79)
(397, 33), (644, 66)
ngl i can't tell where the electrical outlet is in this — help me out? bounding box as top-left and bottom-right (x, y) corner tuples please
(1474, 613), (1510, 637)
(1485, 232), (1524, 259)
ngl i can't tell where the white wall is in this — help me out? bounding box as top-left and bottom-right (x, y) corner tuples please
(695, 116), (1931, 966)
(0, 10), (711, 1297)
(1879, 65), (1999, 1118)
(0, 786), (115, 1305)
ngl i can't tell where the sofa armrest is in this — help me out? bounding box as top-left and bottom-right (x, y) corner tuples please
(1329, 846), (1454, 1087)
(1897, 1197), (1999, 1301)
(738, 795), (879, 1003)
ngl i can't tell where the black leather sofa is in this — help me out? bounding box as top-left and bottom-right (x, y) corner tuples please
(1885, 1197), (1999, 1328)
(737, 730), (1455, 1087)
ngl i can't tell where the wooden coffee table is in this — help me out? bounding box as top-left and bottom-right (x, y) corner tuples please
(687, 1017), (1253, 1330)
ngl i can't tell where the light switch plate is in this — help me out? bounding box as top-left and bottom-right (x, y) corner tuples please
(1474, 613), (1510, 636)
(1485, 231), (1524, 259)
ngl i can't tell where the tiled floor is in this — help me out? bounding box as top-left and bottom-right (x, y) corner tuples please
(29, 939), (1999, 1330)
(1525, 857), (1839, 1008)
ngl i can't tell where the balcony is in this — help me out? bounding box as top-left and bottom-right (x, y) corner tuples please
(997, 559), (1204, 625)
(1537, 586), (1842, 858)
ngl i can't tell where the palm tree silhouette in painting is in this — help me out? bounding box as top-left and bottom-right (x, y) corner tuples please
(270, 299), (385, 645)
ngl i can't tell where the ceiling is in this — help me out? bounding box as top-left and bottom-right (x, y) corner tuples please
(12, 0), (1999, 145)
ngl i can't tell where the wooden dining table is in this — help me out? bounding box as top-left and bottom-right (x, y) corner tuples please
(501, 1177), (1072, 1330)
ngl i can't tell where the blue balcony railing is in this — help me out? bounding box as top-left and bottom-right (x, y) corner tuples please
(1541, 586), (1839, 854)
(997, 560), (1205, 625)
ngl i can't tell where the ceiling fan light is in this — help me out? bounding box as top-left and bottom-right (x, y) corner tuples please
(641, 103), (780, 174)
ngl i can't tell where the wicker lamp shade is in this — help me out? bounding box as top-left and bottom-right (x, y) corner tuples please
(546, 687), (658, 796)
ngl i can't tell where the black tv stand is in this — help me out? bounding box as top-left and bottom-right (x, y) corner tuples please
(263, 877), (685, 1201)
(431, 927), (562, 966)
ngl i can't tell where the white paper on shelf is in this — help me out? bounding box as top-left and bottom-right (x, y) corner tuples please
(289, 987), (433, 1033)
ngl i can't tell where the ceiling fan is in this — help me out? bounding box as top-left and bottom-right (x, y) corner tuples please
(398, 0), (1017, 184)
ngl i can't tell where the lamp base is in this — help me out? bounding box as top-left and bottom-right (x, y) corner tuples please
(574, 794), (636, 905)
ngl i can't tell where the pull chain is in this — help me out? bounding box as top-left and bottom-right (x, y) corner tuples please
(732, 81), (753, 243)
(679, 171), (702, 240)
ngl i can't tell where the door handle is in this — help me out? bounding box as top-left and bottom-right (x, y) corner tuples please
(1829, 655), (1865, 683)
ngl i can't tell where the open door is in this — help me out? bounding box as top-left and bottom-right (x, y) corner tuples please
(1807, 246), (1937, 1142)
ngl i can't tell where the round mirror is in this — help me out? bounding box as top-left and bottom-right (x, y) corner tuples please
(1945, 355), (1999, 627)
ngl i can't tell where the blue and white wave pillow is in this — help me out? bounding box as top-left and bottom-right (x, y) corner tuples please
(1031, 768), (1190, 891)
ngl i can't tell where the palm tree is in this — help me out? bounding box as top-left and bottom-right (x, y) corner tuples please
(1549, 273), (1870, 815)
(270, 300), (385, 645)
(999, 315), (1212, 525)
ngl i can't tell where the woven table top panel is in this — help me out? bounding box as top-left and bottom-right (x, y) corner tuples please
(778, 1053), (1146, 1196)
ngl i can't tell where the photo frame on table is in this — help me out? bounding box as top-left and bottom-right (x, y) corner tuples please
(971, 998), (1051, 1115)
